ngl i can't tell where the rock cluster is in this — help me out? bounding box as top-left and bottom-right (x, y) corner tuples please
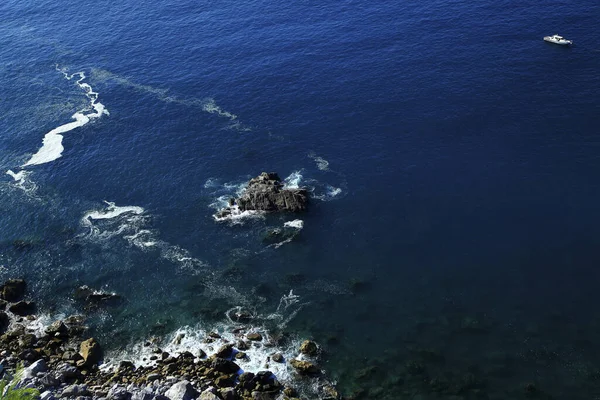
(216, 173), (308, 219)
(0, 279), (340, 400)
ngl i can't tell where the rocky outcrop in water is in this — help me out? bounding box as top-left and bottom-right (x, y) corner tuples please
(216, 173), (308, 219)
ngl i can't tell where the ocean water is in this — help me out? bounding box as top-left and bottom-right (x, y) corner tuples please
(2, 0), (600, 398)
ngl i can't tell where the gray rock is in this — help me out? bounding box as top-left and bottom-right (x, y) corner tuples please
(198, 388), (219, 400)
(61, 384), (91, 398)
(165, 381), (198, 400)
(40, 391), (55, 400)
(40, 373), (60, 388)
(56, 363), (80, 381)
(146, 373), (161, 382)
(22, 359), (47, 379)
(132, 391), (154, 400)
(107, 385), (132, 400)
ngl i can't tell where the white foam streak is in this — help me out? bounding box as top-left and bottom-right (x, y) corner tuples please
(79, 202), (209, 275)
(91, 69), (249, 131)
(213, 205), (266, 225)
(202, 98), (238, 121)
(83, 201), (145, 221)
(22, 68), (109, 167)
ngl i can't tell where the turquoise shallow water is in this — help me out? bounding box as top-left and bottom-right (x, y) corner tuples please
(2, 0), (600, 398)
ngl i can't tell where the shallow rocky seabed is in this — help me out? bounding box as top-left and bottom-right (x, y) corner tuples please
(0, 279), (341, 400)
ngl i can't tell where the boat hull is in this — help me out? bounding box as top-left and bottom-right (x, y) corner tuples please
(544, 37), (572, 45)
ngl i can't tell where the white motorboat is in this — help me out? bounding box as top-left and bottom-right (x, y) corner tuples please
(543, 34), (573, 45)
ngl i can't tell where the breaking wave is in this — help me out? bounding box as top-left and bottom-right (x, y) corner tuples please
(99, 290), (340, 399)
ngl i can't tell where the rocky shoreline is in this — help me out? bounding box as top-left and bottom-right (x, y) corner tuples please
(0, 279), (341, 400)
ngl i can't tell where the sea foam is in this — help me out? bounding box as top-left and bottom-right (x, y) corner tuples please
(80, 201), (209, 274)
(91, 69), (250, 131)
(308, 152), (330, 171)
(22, 67), (109, 167)
(6, 169), (39, 197)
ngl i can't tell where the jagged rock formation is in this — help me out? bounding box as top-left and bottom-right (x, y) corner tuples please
(216, 173), (308, 219)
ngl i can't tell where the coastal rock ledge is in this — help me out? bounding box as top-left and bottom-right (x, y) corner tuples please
(216, 172), (308, 218)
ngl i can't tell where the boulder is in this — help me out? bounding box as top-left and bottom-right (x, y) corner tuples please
(320, 383), (340, 400)
(214, 344), (234, 359)
(250, 392), (279, 400)
(132, 392), (155, 400)
(79, 338), (102, 366)
(18, 349), (41, 361)
(246, 333), (262, 341)
(40, 391), (55, 400)
(107, 385), (132, 400)
(55, 362), (80, 381)
(289, 359), (320, 376)
(165, 381), (198, 400)
(209, 358), (240, 374)
(1, 279), (26, 302)
(218, 388), (236, 400)
(45, 321), (69, 337)
(216, 173), (308, 218)
(61, 384), (91, 398)
(8, 300), (36, 316)
(22, 359), (47, 380)
(299, 340), (318, 356)
(0, 311), (9, 334)
(198, 388), (219, 400)
(40, 373), (60, 388)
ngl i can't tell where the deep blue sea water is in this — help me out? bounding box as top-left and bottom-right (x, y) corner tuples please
(2, 0), (600, 398)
